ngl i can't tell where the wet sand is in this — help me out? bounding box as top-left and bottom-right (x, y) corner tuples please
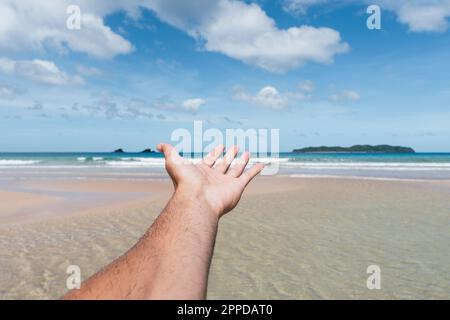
(0, 177), (449, 299)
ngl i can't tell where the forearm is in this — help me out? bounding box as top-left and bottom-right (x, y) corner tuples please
(63, 188), (220, 300)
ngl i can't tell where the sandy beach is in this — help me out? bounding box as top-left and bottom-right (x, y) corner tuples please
(3, 0), (450, 303)
(0, 176), (449, 299)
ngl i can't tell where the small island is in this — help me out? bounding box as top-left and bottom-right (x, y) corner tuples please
(113, 148), (125, 153)
(141, 148), (155, 153)
(293, 145), (415, 154)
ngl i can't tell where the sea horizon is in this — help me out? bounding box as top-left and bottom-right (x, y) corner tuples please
(2, 151), (450, 181)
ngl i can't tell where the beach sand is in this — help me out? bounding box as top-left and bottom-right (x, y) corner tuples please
(0, 177), (449, 299)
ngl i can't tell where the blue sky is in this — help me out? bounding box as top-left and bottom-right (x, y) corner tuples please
(1, 0), (450, 152)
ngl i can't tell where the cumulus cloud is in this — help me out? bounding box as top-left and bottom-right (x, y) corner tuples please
(233, 86), (289, 110)
(0, 0), (349, 72)
(188, 0), (349, 72)
(284, 0), (450, 33)
(233, 82), (316, 109)
(0, 0), (133, 58)
(330, 89), (361, 102)
(376, 0), (450, 32)
(181, 98), (206, 112)
(1, 0), (446, 78)
(0, 57), (84, 85)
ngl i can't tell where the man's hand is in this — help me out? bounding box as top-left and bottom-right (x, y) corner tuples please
(157, 143), (265, 217)
(64, 144), (264, 300)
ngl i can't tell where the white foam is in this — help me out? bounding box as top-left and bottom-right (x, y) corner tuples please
(288, 174), (444, 182)
(249, 157), (289, 164)
(2, 156), (450, 175)
(0, 160), (41, 165)
(106, 158), (166, 167)
(105, 156), (289, 168)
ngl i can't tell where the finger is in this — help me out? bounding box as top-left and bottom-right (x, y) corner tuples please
(157, 143), (183, 164)
(227, 151), (250, 178)
(215, 145), (239, 174)
(202, 144), (224, 167)
(239, 163), (265, 186)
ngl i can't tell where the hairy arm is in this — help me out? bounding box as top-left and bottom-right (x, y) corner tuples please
(64, 189), (219, 299)
(63, 144), (264, 300)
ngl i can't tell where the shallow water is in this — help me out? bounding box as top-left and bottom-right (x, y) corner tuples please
(0, 177), (448, 299)
(208, 180), (450, 299)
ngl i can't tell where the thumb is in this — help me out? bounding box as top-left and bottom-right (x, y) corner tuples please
(157, 143), (183, 164)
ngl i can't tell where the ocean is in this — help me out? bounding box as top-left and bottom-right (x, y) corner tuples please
(1, 152), (450, 181)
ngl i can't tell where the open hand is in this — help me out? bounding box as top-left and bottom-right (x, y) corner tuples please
(157, 143), (264, 217)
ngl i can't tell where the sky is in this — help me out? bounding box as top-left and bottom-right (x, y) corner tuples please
(0, 0), (450, 152)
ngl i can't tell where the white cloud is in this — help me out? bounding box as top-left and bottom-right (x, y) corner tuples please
(284, 0), (450, 33)
(282, 0), (328, 15)
(233, 86), (288, 110)
(0, 0), (133, 58)
(330, 89), (361, 102)
(233, 82), (317, 109)
(0, 0), (348, 72)
(0, 57), (84, 85)
(234, 83), (360, 108)
(376, 0), (450, 32)
(140, 0), (349, 72)
(193, 0), (349, 72)
(181, 98), (206, 112)
(63, 13), (134, 58)
(1, 0), (446, 77)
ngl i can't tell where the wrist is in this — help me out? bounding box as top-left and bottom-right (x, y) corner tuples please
(172, 185), (222, 222)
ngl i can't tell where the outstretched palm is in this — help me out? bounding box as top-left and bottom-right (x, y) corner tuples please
(157, 143), (265, 216)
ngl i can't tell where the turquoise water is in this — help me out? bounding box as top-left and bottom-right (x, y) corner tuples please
(1, 152), (450, 180)
(1, 152), (450, 163)
(285, 152), (450, 163)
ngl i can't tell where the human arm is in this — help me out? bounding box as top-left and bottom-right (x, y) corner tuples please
(63, 144), (264, 300)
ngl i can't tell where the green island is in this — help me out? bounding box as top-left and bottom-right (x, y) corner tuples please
(292, 145), (416, 153)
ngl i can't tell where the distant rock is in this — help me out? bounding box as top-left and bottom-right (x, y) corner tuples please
(141, 148), (155, 153)
(113, 148), (125, 153)
(293, 145), (415, 153)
